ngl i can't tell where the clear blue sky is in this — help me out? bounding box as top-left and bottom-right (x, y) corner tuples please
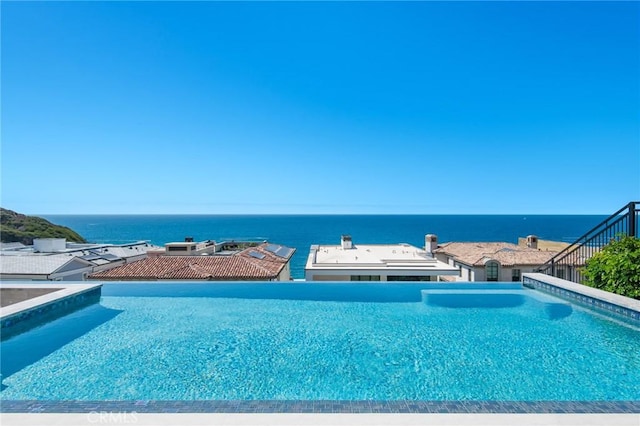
(2, 1), (639, 215)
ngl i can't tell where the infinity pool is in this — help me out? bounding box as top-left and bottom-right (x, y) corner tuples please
(1, 283), (639, 401)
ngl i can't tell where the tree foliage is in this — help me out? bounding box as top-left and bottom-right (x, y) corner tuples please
(582, 235), (640, 300)
(0, 208), (86, 245)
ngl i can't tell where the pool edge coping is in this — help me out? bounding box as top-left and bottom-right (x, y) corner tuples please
(0, 283), (103, 338)
(0, 283), (103, 320)
(522, 273), (640, 324)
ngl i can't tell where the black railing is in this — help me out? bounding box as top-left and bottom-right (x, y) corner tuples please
(537, 201), (639, 283)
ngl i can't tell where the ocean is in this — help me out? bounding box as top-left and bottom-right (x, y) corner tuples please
(42, 215), (607, 279)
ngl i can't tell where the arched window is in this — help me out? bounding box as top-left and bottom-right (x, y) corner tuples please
(486, 261), (499, 281)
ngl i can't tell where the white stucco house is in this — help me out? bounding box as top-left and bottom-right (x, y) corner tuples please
(305, 235), (459, 282)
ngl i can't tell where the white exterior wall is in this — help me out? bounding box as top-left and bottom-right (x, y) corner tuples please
(473, 267), (486, 281)
(500, 267), (511, 282)
(434, 253), (448, 264)
(459, 265), (472, 281)
(277, 261), (292, 281)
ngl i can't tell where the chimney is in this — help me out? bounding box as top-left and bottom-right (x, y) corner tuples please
(341, 235), (353, 250)
(425, 234), (438, 256)
(526, 235), (538, 249)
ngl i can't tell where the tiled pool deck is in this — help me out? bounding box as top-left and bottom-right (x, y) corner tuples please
(2, 412), (640, 426)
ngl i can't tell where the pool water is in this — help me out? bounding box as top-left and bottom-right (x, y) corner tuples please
(1, 283), (639, 401)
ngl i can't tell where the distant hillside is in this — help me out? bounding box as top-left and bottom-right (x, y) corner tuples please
(0, 208), (86, 244)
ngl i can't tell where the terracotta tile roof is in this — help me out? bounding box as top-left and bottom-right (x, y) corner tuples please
(435, 242), (558, 267)
(89, 243), (294, 281)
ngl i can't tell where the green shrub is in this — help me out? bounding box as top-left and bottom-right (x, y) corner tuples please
(582, 235), (640, 299)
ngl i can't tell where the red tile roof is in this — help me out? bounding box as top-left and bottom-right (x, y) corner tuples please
(89, 243), (294, 281)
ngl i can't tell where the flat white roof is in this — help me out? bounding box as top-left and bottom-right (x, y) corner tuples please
(306, 243), (459, 275)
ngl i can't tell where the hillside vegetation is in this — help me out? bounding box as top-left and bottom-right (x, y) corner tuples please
(0, 208), (86, 245)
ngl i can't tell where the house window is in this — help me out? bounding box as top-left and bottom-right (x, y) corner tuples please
(350, 275), (380, 281)
(486, 262), (499, 281)
(512, 269), (521, 282)
(388, 276), (431, 281)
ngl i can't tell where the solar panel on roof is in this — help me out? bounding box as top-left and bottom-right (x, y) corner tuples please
(274, 247), (294, 258)
(80, 255), (101, 261)
(265, 244), (279, 253)
(249, 250), (266, 260)
(101, 254), (121, 261)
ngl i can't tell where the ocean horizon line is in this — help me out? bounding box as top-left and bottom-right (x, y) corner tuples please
(39, 212), (612, 217)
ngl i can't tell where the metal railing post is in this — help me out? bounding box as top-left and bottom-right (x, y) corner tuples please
(629, 202), (636, 237)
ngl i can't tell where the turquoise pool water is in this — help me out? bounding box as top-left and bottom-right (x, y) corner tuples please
(1, 283), (639, 401)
